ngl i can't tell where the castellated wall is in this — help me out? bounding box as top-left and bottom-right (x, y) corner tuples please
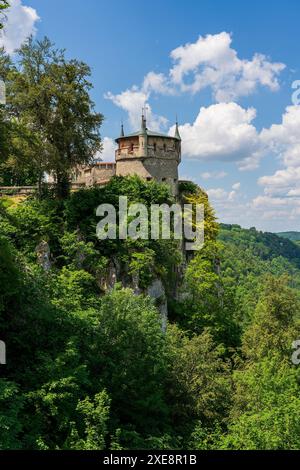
(115, 135), (180, 194)
(116, 136), (140, 158)
(74, 162), (116, 186)
(68, 132), (180, 195)
(116, 158), (178, 181)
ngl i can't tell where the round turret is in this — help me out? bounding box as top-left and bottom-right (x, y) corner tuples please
(115, 115), (181, 195)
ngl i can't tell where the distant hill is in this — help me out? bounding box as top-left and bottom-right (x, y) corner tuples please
(276, 231), (300, 242)
(218, 224), (300, 321)
(220, 224), (300, 268)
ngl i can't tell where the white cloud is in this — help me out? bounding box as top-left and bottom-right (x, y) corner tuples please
(103, 33), (297, 230)
(205, 188), (254, 227)
(106, 96), (265, 171)
(204, 99), (300, 229)
(260, 105), (300, 168)
(170, 102), (262, 169)
(105, 87), (168, 132)
(259, 167), (300, 197)
(252, 195), (288, 208)
(255, 106), (300, 222)
(200, 171), (227, 180)
(248, 106), (300, 224)
(105, 32), (285, 134)
(169, 32), (285, 101)
(96, 137), (116, 162)
(207, 184), (240, 203)
(250, 194), (300, 225)
(0, 0), (39, 54)
(207, 188), (229, 200)
(211, 105), (300, 228)
(142, 71), (174, 95)
(288, 189), (300, 197)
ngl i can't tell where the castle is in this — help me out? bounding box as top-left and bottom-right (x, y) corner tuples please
(73, 114), (181, 195)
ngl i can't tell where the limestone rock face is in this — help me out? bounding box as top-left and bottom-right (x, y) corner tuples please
(147, 278), (168, 333)
(131, 272), (142, 295)
(98, 261), (169, 331)
(107, 260), (118, 290)
(35, 240), (51, 272)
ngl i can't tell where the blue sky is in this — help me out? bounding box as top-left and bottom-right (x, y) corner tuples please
(3, 0), (300, 232)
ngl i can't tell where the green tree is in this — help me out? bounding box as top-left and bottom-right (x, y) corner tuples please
(166, 326), (231, 433)
(0, 47), (14, 169)
(0, 1), (9, 30)
(222, 276), (300, 449)
(174, 240), (240, 347)
(11, 37), (103, 197)
(0, 379), (24, 449)
(68, 390), (111, 450)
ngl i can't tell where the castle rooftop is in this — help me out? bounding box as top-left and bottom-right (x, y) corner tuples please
(115, 129), (180, 142)
(115, 115), (181, 143)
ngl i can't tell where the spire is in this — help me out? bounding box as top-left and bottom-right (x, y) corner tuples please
(174, 115), (181, 140)
(140, 110), (147, 134)
(120, 121), (124, 137)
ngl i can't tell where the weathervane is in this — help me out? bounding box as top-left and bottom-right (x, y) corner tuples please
(142, 103), (149, 120)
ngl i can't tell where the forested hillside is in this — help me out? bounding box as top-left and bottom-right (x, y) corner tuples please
(219, 224), (300, 325)
(277, 231), (300, 247)
(1, 181), (300, 450)
(276, 231), (300, 241)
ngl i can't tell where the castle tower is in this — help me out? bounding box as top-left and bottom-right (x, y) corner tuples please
(115, 114), (181, 195)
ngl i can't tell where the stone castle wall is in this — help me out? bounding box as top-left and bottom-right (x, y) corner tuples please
(74, 162), (116, 186)
(115, 135), (180, 194)
(71, 125), (181, 194)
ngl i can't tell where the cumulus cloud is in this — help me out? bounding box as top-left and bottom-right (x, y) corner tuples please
(106, 96), (265, 171)
(207, 188), (229, 200)
(200, 171), (227, 180)
(260, 105), (300, 168)
(105, 87), (168, 132)
(0, 0), (39, 54)
(105, 31), (285, 134)
(202, 103), (300, 228)
(170, 102), (263, 169)
(259, 167), (300, 197)
(252, 195), (288, 208)
(205, 184), (248, 226)
(96, 137), (116, 162)
(250, 194), (300, 225)
(242, 105), (300, 226)
(169, 32), (285, 101)
(142, 71), (174, 95)
(255, 106), (300, 219)
(103, 32), (294, 229)
(207, 181), (240, 204)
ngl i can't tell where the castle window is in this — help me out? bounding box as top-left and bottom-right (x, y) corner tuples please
(162, 177), (166, 182)
(130, 143), (134, 152)
(174, 178), (177, 183)
(163, 143), (166, 151)
(153, 142), (156, 151)
(146, 177), (152, 181)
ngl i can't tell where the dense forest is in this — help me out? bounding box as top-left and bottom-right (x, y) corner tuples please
(1, 183), (300, 450)
(1, 29), (300, 451)
(277, 232), (300, 247)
